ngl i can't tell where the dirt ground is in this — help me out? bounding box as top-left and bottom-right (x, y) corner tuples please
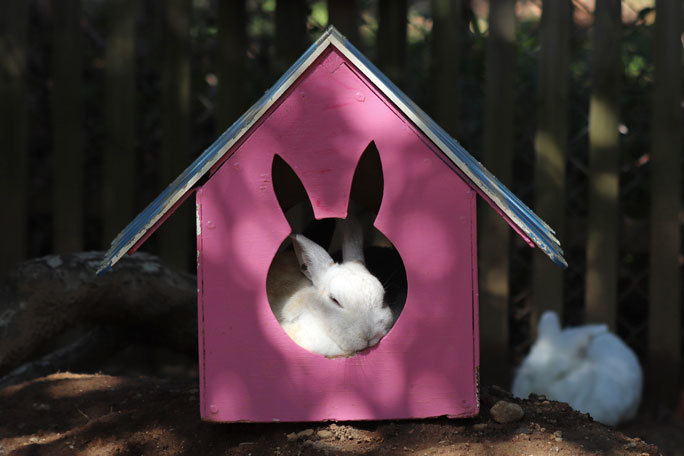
(1, 372), (679, 456)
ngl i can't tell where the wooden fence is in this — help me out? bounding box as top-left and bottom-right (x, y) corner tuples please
(0, 0), (681, 404)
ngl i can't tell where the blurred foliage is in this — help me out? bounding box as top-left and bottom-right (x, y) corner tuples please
(310, 1), (328, 27)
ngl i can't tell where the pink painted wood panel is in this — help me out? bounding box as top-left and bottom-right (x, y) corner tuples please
(197, 48), (479, 422)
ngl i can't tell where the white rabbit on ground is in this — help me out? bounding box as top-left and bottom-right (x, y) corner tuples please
(267, 218), (394, 358)
(512, 310), (643, 426)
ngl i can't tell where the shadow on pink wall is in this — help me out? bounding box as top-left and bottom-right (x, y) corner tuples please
(196, 48), (479, 422)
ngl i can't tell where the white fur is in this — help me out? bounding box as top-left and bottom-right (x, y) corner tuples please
(512, 311), (643, 426)
(267, 220), (393, 358)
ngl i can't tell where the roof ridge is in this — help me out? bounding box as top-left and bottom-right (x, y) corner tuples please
(98, 25), (566, 274)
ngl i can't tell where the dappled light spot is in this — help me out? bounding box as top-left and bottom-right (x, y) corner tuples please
(42, 373), (128, 400)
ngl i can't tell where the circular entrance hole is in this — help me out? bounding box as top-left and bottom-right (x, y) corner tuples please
(266, 216), (407, 358)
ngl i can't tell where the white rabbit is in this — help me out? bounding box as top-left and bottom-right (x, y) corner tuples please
(267, 218), (394, 358)
(511, 310), (643, 426)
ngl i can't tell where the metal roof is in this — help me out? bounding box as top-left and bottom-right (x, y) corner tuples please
(97, 26), (566, 275)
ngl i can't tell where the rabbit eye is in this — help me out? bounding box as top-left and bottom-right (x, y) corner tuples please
(330, 296), (343, 308)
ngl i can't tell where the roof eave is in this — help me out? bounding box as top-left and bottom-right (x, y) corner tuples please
(97, 25), (566, 274)
(97, 29), (342, 275)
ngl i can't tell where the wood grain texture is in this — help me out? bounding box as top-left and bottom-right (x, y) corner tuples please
(430, 0), (462, 138)
(531, 0), (570, 326)
(274, 0), (309, 76)
(648, 0), (682, 403)
(377, 0), (407, 86)
(585, 0), (622, 329)
(479, 0), (515, 387)
(103, 0), (137, 244)
(0, 0), (29, 273)
(327, 0), (359, 46)
(159, 0), (192, 270)
(52, 0), (84, 253)
(216, 0), (247, 128)
(197, 49), (478, 422)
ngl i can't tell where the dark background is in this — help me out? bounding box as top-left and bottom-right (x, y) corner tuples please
(1, 0), (682, 407)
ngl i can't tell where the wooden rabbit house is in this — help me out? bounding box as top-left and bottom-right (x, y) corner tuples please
(98, 26), (566, 423)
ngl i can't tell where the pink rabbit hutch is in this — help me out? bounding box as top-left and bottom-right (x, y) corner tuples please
(98, 26), (566, 422)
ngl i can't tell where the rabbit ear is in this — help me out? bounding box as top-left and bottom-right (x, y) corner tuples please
(537, 311), (561, 338)
(340, 217), (365, 264)
(348, 141), (384, 218)
(272, 154), (314, 232)
(291, 234), (335, 286)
